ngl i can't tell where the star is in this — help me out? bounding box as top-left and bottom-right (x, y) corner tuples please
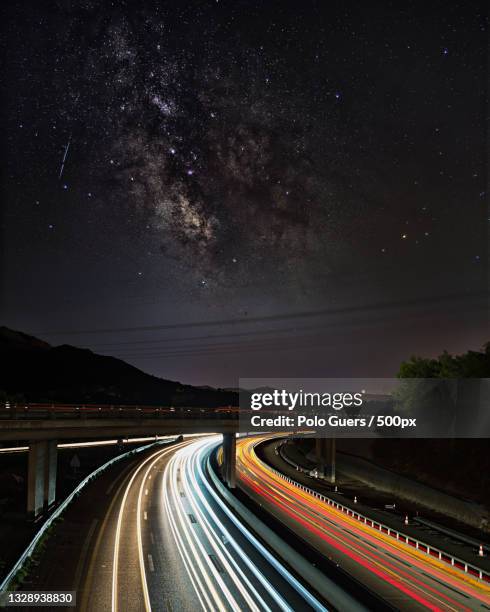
(4, 0), (486, 388)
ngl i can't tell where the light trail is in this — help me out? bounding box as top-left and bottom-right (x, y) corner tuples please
(163, 446), (226, 610)
(165, 445), (247, 611)
(192, 438), (328, 612)
(0, 434), (213, 454)
(162, 462), (211, 611)
(136, 452), (167, 612)
(181, 439), (277, 612)
(107, 434), (328, 611)
(180, 455), (266, 612)
(112, 440), (188, 612)
(160, 436), (328, 612)
(236, 436), (490, 612)
(0, 436), (178, 454)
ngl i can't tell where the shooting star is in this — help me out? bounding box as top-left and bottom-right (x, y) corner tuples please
(58, 134), (72, 180)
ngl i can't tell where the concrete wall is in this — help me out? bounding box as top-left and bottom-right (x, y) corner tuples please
(337, 453), (490, 533)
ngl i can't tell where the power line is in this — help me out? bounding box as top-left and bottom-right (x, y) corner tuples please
(35, 290), (488, 338)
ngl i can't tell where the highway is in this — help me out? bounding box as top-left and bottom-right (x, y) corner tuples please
(236, 436), (490, 612)
(80, 435), (327, 611)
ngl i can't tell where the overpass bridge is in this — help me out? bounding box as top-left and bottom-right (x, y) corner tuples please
(0, 403), (239, 442)
(0, 403), (240, 518)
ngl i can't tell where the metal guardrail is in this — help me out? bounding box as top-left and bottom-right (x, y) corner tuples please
(0, 403), (240, 420)
(0, 438), (176, 591)
(266, 442), (490, 584)
(413, 517), (490, 553)
(207, 445), (368, 612)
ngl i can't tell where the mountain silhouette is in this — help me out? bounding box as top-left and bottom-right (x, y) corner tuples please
(0, 327), (237, 407)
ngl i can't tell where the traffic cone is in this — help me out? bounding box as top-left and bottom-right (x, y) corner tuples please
(479, 545), (484, 557)
(404, 515), (409, 525)
(354, 496), (357, 503)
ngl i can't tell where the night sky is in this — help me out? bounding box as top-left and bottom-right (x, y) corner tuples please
(1, 1), (488, 386)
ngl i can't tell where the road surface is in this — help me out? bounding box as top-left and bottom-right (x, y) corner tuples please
(78, 435), (326, 611)
(236, 436), (490, 612)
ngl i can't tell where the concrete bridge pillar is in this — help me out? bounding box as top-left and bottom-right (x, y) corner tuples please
(222, 433), (236, 488)
(315, 438), (336, 483)
(27, 440), (58, 519)
(44, 440), (58, 511)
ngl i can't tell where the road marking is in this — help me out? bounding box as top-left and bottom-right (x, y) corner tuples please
(113, 447), (181, 612)
(208, 554), (224, 574)
(113, 457), (154, 612)
(144, 511), (148, 521)
(133, 441), (190, 612)
(80, 463), (136, 612)
(148, 554), (155, 572)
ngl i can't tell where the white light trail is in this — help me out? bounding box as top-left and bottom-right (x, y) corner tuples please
(194, 439), (328, 612)
(176, 443), (265, 612)
(0, 436), (178, 454)
(162, 454), (217, 611)
(112, 441), (188, 612)
(160, 436), (327, 612)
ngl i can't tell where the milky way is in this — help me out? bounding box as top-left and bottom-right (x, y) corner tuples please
(3, 0), (488, 384)
(89, 12), (365, 291)
(27, 2), (394, 294)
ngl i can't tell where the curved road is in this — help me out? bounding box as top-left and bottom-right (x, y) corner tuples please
(81, 435), (327, 611)
(236, 436), (490, 612)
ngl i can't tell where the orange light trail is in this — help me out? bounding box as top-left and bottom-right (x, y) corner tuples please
(236, 436), (490, 612)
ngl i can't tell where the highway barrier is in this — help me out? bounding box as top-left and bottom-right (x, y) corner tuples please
(0, 438), (177, 591)
(270, 442), (490, 584)
(207, 446), (369, 612)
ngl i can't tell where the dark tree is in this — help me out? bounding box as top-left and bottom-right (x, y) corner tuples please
(398, 343), (490, 378)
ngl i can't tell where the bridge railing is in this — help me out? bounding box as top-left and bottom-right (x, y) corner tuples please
(0, 403), (243, 420)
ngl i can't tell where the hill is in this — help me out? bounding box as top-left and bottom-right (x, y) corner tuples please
(0, 327), (237, 407)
